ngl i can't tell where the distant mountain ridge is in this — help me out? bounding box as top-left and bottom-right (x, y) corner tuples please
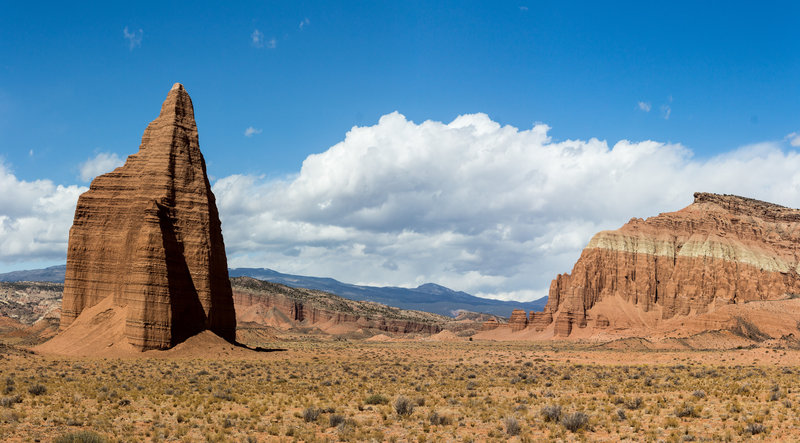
(0, 265), (547, 317)
(0, 265), (67, 283)
(227, 268), (547, 317)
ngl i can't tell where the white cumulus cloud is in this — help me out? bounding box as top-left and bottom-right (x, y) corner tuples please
(637, 101), (651, 112)
(0, 162), (86, 264)
(212, 112), (800, 301)
(7, 113), (800, 302)
(787, 132), (800, 147)
(244, 126), (263, 137)
(79, 152), (124, 182)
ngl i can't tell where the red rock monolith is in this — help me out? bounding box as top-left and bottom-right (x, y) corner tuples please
(60, 83), (236, 350)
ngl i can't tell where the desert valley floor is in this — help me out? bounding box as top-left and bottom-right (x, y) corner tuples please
(2, 337), (799, 442)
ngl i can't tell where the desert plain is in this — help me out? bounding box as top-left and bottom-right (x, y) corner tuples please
(2, 334), (799, 442)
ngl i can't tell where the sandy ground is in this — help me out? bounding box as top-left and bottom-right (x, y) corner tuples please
(1, 336), (799, 442)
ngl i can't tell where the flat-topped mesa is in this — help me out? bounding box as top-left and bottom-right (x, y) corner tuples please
(60, 83), (236, 351)
(538, 192), (800, 337)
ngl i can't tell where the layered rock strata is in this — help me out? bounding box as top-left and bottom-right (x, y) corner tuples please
(232, 277), (445, 334)
(508, 309), (528, 332)
(539, 193), (800, 336)
(480, 318), (500, 331)
(60, 83), (236, 350)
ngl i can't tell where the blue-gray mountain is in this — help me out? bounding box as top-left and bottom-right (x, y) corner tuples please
(0, 265), (547, 317)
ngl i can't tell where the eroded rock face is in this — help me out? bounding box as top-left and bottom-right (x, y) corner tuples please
(541, 193), (800, 336)
(508, 309), (528, 332)
(231, 277), (445, 334)
(60, 83), (236, 350)
(480, 318), (500, 331)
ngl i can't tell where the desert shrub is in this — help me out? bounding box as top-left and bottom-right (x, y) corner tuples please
(302, 407), (320, 423)
(53, 431), (108, 443)
(737, 383), (751, 394)
(616, 409), (626, 420)
(429, 411), (452, 426)
(540, 404), (562, 422)
(28, 384), (46, 396)
(692, 390), (706, 399)
(328, 413), (345, 427)
(625, 397), (643, 410)
(212, 389), (234, 401)
(561, 411), (588, 432)
(745, 423), (766, 435)
(3, 378), (13, 395)
(394, 395), (415, 416)
(504, 416), (521, 436)
(0, 395), (21, 408)
(365, 394), (389, 405)
(675, 403), (698, 418)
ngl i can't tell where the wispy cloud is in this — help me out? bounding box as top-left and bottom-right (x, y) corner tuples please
(251, 29), (276, 49)
(123, 27), (143, 50)
(661, 95), (673, 120)
(299, 18), (310, 30)
(637, 101), (651, 112)
(79, 152), (124, 182)
(519, 6), (529, 11)
(244, 126), (263, 137)
(661, 104), (671, 120)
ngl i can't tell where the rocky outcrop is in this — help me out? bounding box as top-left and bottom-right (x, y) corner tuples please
(539, 193), (800, 336)
(480, 318), (500, 331)
(59, 83), (236, 350)
(529, 311), (552, 331)
(232, 277), (446, 334)
(508, 309), (528, 331)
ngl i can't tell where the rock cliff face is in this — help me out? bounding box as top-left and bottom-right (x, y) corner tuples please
(232, 277), (446, 334)
(540, 193), (800, 336)
(508, 309), (528, 332)
(60, 83), (236, 350)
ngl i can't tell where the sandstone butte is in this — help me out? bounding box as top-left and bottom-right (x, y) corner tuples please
(482, 193), (800, 339)
(54, 83), (236, 351)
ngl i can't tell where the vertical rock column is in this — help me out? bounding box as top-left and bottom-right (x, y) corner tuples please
(61, 83), (236, 350)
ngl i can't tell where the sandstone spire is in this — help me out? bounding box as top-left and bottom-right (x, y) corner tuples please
(537, 193), (800, 336)
(60, 83), (236, 350)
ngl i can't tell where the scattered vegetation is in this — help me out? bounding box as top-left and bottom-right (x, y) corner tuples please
(52, 431), (107, 443)
(0, 339), (799, 440)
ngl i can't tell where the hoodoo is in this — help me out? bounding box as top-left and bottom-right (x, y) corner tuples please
(58, 83), (236, 350)
(537, 193), (800, 336)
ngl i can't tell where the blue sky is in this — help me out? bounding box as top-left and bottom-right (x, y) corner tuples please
(2, 2), (800, 300)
